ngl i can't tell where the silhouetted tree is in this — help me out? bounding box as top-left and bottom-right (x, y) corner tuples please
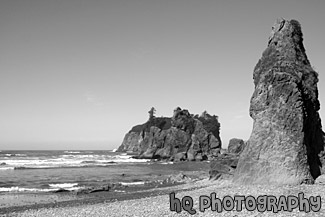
(148, 107), (156, 120)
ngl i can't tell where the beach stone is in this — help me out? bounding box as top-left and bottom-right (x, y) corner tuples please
(233, 19), (325, 185)
(194, 153), (203, 161)
(76, 184), (111, 194)
(166, 173), (191, 183)
(186, 149), (195, 161)
(118, 107), (221, 161)
(315, 174), (325, 185)
(209, 153), (239, 180)
(110, 183), (126, 189)
(173, 152), (187, 162)
(89, 185), (110, 193)
(227, 138), (245, 154)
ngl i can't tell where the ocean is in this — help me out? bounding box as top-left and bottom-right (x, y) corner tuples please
(0, 150), (209, 193)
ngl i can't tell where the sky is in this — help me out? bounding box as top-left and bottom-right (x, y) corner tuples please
(1, 0), (325, 150)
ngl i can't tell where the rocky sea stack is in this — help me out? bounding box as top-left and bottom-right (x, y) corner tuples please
(233, 18), (325, 185)
(117, 107), (221, 161)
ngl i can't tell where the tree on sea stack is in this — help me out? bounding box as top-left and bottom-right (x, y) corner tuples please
(233, 18), (325, 185)
(148, 107), (156, 121)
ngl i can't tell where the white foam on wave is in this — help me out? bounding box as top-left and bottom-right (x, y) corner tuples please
(15, 154), (27, 157)
(117, 155), (130, 159)
(64, 151), (81, 154)
(3, 153), (27, 157)
(0, 185), (82, 192)
(2, 156), (92, 168)
(111, 148), (117, 152)
(49, 183), (78, 189)
(60, 154), (97, 158)
(0, 167), (14, 170)
(160, 162), (174, 165)
(0, 187), (54, 192)
(0, 152), (150, 170)
(113, 154), (150, 163)
(112, 155), (149, 163)
(119, 181), (146, 186)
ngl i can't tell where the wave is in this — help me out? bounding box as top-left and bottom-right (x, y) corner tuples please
(80, 160), (97, 164)
(48, 183), (78, 189)
(0, 153), (150, 171)
(63, 151), (81, 154)
(3, 154), (27, 157)
(160, 162), (174, 165)
(12, 164), (118, 170)
(0, 167), (14, 171)
(59, 154), (100, 158)
(111, 148), (117, 152)
(0, 187), (55, 192)
(80, 160), (116, 164)
(16, 154), (27, 157)
(0, 184), (82, 192)
(119, 181), (146, 186)
(110, 154), (149, 163)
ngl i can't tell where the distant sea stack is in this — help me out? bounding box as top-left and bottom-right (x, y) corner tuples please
(117, 107), (221, 161)
(233, 18), (325, 185)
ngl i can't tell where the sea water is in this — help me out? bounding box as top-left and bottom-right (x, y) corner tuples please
(0, 150), (208, 193)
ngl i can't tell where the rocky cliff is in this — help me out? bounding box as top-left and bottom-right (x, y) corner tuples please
(117, 107), (221, 161)
(233, 18), (325, 185)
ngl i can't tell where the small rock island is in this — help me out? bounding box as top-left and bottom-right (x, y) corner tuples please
(117, 107), (221, 161)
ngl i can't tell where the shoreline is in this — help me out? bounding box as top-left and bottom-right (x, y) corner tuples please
(0, 178), (211, 215)
(0, 163), (210, 215)
(0, 158), (211, 215)
(0, 159), (211, 192)
(5, 178), (325, 216)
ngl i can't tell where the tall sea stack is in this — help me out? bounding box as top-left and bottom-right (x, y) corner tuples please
(233, 18), (325, 185)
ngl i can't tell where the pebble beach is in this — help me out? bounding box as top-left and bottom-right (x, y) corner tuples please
(2, 178), (325, 217)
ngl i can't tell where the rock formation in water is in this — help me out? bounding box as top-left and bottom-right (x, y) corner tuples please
(233, 18), (325, 185)
(117, 107), (221, 161)
(227, 138), (246, 154)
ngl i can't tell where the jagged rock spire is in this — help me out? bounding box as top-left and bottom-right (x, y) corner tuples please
(233, 19), (324, 185)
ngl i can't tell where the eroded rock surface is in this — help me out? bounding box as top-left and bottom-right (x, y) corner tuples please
(233, 18), (324, 185)
(228, 138), (246, 154)
(117, 107), (221, 161)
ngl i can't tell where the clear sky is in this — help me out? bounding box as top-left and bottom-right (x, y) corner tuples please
(1, 0), (325, 150)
